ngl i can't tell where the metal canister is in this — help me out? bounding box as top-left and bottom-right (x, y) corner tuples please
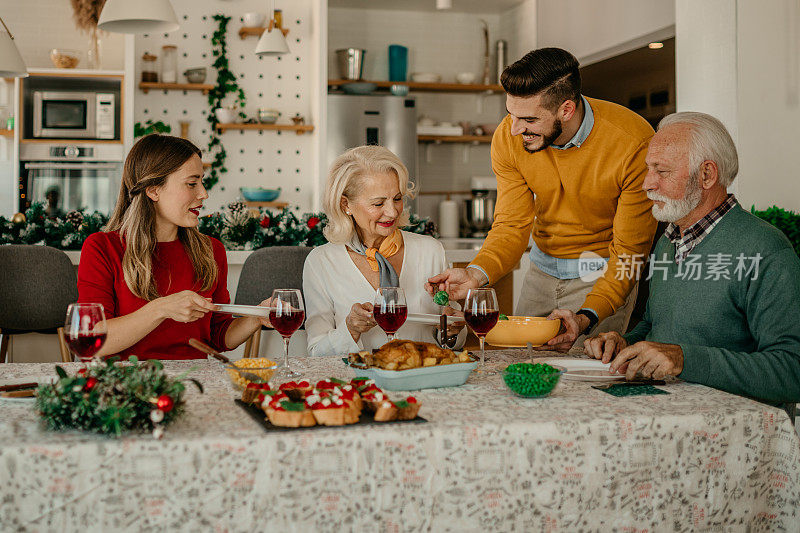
(336, 48), (366, 80)
(495, 40), (507, 84)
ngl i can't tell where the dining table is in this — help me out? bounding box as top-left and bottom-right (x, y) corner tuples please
(0, 350), (798, 532)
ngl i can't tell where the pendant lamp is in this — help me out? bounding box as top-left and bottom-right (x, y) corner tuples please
(255, 0), (289, 56)
(98, 0), (179, 34)
(0, 17), (27, 77)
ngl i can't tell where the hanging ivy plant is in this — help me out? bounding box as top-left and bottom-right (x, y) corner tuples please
(205, 14), (247, 191)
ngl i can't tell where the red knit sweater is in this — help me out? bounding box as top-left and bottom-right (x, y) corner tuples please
(77, 231), (234, 360)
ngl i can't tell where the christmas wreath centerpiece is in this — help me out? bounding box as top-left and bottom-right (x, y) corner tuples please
(35, 356), (203, 439)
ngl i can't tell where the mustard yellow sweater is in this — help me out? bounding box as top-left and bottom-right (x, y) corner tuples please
(470, 97), (657, 321)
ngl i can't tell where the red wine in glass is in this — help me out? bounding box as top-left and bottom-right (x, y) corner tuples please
(465, 288), (499, 374)
(374, 305), (408, 335)
(65, 303), (107, 362)
(374, 287), (407, 341)
(269, 309), (305, 337)
(464, 310), (499, 335)
(270, 289), (305, 379)
(66, 333), (107, 361)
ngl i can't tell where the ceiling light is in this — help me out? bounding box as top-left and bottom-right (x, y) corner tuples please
(255, 0), (289, 56)
(648, 42), (664, 50)
(98, 0), (179, 34)
(0, 17), (27, 78)
(436, 0), (453, 9)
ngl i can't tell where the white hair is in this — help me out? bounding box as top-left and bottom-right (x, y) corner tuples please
(322, 145), (415, 244)
(658, 112), (739, 187)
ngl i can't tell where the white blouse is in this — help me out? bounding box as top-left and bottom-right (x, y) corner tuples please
(302, 231), (465, 356)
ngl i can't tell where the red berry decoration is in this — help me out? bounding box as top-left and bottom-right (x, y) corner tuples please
(407, 396), (417, 403)
(77, 368), (87, 377)
(260, 215), (271, 228)
(84, 377), (98, 391)
(307, 216), (320, 229)
(156, 395), (174, 413)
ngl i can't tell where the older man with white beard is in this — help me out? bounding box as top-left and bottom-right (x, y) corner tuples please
(584, 111), (800, 405)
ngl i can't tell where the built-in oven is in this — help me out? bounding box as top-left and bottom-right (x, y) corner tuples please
(19, 144), (123, 215)
(21, 76), (121, 141)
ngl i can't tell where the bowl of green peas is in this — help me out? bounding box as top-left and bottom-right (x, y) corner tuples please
(502, 362), (565, 398)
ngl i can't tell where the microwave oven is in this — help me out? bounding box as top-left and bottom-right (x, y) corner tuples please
(32, 91), (116, 139)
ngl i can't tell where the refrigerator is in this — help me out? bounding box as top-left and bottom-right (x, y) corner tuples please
(327, 94), (419, 212)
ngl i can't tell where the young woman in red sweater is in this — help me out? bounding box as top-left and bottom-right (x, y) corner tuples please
(78, 134), (271, 360)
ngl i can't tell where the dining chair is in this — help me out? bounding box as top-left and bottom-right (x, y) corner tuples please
(0, 245), (78, 362)
(235, 246), (312, 357)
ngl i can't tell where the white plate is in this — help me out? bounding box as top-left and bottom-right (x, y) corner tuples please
(539, 358), (625, 382)
(213, 304), (271, 318)
(0, 375), (56, 403)
(406, 313), (462, 326)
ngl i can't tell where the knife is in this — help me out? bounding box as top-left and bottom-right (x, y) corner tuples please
(0, 382), (38, 392)
(592, 380), (666, 390)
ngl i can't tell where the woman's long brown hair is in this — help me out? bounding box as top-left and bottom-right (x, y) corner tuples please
(105, 134), (217, 301)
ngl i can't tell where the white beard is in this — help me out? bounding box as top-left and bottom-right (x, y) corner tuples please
(647, 179), (703, 223)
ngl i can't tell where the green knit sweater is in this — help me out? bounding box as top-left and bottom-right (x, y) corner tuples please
(624, 204), (800, 404)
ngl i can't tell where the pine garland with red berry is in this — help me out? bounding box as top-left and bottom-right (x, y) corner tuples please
(35, 356), (203, 438)
(0, 201), (438, 251)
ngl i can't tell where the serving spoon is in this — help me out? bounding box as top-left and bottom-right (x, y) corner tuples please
(188, 338), (270, 384)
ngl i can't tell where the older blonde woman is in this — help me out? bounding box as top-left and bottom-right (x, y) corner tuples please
(303, 145), (465, 356)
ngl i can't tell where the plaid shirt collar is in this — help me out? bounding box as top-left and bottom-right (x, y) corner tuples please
(665, 194), (738, 262)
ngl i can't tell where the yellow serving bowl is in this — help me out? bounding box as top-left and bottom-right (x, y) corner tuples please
(225, 357), (277, 390)
(484, 316), (561, 348)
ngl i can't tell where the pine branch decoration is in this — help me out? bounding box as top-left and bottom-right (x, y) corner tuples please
(36, 356), (202, 438)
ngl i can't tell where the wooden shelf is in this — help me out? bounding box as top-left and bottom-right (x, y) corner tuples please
(328, 79), (503, 94)
(139, 82), (214, 94)
(239, 26), (289, 39)
(215, 123), (314, 135)
(0, 129), (13, 137)
(418, 135), (491, 144)
(244, 200), (289, 210)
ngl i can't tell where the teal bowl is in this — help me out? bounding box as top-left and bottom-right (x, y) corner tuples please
(502, 362), (565, 398)
(240, 187), (280, 202)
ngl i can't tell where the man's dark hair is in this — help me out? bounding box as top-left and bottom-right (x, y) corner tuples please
(501, 48), (581, 111)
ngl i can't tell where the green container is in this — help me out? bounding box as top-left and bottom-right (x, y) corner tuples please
(502, 362), (565, 398)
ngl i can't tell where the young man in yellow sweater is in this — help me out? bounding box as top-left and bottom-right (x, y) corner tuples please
(427, 48), (657, 351)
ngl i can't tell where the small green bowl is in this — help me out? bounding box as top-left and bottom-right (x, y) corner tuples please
(502, 362), (565, 398)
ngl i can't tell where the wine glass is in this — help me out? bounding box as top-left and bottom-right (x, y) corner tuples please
(464, 288), (499, 374)
(373, 287), (407, 341)
(268, 289), (305, 379)
(65, 303), (107, 362)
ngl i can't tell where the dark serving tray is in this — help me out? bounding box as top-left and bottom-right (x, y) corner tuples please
(235, 399), (427, 432)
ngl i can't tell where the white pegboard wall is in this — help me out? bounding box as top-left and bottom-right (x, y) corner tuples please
(134, 0), (317, 215)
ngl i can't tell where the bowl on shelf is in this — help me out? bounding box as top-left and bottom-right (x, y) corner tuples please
(257, 108), (280, 124)
(410, 72), (441, 83)
(390, 84), (409, 96)
(240, 187), (280, 202)
(50, 49), (80, 69)
(243, 12), (266, 27)
(183, 68), (207, 83)
(456, 72), (476, 84)
(502, 362), (565, 398)
(225, 357), (277, 390)
(484, 316), (561, 348)
(341, 82), (377, 95)
(214, 107), (237, 124)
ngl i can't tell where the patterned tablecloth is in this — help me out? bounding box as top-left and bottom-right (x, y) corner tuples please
(0, 351), (798, 532)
